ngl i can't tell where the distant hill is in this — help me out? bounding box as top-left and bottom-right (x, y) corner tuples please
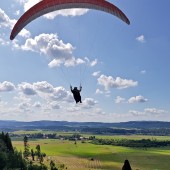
(0, 120), (170, 131)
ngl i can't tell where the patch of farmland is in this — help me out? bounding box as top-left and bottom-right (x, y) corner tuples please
(52, 156), (103, 170)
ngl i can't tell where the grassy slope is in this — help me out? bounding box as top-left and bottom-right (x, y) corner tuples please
(13, 138), (170, 170)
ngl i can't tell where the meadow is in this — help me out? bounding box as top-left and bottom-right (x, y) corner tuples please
(12, 133), (170, 170)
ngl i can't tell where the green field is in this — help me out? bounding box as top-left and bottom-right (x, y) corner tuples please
(12, 137), (170, 170)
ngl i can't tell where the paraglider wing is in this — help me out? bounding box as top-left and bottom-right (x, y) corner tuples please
(10, 0), (130, 40)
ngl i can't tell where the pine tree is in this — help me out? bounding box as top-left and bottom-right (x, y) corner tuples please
(0, 152), (6, 169)
(31, 149), (35, 161)
(36, 144), (41, 160)
(23, 135), (30, 160)
(4, 133), (14, 153)
(122, 159), (132, 170)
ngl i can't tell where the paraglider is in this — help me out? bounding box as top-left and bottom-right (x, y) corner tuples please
(70, 85), (82, 103)
(10, 0), (130, 103)
(10, 0), (130, 40)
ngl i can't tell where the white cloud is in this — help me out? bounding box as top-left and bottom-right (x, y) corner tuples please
(0, 8), (16, 29)
(128, 95), (148, 103)
(92, 71), (101, 77)
(48, 59), (64, 67)
(18, 82), (37, 95)
(96, 89), (103, 94)
(21, 33), (76, 64)
(129, 108), (168, 117)
(18, 33), (96, 68)
(17, 81), (73, 104)
(16, 81), (74, 105)
(85, 57), (98, 67)
(23, 0), (40, 11)
(0, 38), (9, 46)
(136, 35), (145, 43)
(50, 102), (61, 110)
(0, 81), (15, 92)
(49, 86), (69, 101)
(18, 102), (32, 112)
(14, 93), (32, 103)
(15, 0), (40, 11)
(64, 57), (85, 67)
(129, 110), (146, 116)
(67, 107), (80, 112)
(14, 10), (20, 16)
(0, 8), (31, 39)
(144, 108), (167, 115)
(18, 28), (31, 38)
(44, 9), (89, 19)
(33, 81), (54, 93)
(98, 74), (138, 90)
(115, 96), (126, 104)
(140, 70), (146, 74)
(90, 59), (98, 67)
(82, 98), (98, 108)
(33, 102), (42, 108)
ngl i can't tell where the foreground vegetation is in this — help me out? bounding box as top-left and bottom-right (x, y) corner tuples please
(11, 131), (170, 170)
(0, 132), (58, 169)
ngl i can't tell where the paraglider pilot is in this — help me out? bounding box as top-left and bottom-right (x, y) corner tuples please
(70, 85), (82, 103)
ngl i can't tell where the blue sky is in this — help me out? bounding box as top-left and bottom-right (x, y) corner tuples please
(0, 0), (170, 122)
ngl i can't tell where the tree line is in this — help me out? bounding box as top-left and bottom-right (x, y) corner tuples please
(81, 127), (170, 136)
(91, 138), (170, 148)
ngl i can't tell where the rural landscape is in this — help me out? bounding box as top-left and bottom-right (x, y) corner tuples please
(1, 120), (170, 170)
(1, 0), (170, 169)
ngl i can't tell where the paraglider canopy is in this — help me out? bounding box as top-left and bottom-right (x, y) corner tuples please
(10, 0), (130, 40)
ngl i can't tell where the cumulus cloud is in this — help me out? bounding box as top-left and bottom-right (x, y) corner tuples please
(98, 74), (138, 90)
(18, 82), (37, 95)
(0, 81), (15, 92)
(85, 57), (98, 67)
(21, 33), (74, 56)
(90, 59), (98, 67)
(17, 81), (73, 103)
(96, 89), (103, 95)
(20, 33), (77, 66)
(49, 86), (69, 101)
(0, 8), (31, 39)
(115, 96), (126, 104)
(0, 8), (16, 29)
(33, 81), (54, 93)
(18, 33), (95, 68)
(82, 98), (98, 108)
(136, 35), (145, 43)
(18, 28), (31, 39)
(92, 71), (101, 77)
(128, 95), (148, 103)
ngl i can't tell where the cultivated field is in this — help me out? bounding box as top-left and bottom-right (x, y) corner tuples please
(12, 135), (170, 170)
